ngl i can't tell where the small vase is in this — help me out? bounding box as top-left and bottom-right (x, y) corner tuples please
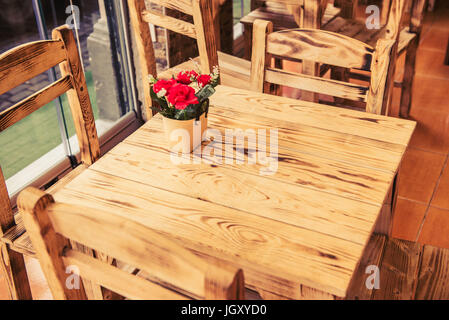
(162, 110), (208, 154)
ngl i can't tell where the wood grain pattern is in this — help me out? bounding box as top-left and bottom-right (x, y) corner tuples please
(17, 188), (87, 300)
(54, 170), (364, 298)
(126, 113), (397, 206)
(265, 67), (369, 101)
(0, 40), (66, 95)
(415, 245), (449, 300)
(192, 0), (219, 74)
(372, 238), (421, 300)
(148, 0), (193, 15)
(0, 75), (72, 132)
(266, 28), (374, 70)
(211, 85), (416, 147)
(0, 168), (32, 299)
(142, 10), (197, 39)
(366, 39), (396, 115)
(19, 187), (245, 300)
(48, 84), (414, 299)
(250, 20), (272, 92)
(346, 233), (386, 300)
(128, 0), (157, 121)
(52, 26), (100, 165)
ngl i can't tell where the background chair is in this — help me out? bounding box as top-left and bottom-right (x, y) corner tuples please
(18, 187), (245, 300)
(323, 0), (427, 118)
(250, 19), (397, 115)
(128, 0), (251, 121)
(240, 0), (342, 59)
(0, 25), (100, 299)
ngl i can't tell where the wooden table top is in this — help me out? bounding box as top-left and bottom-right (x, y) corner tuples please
(53, 85), (416, 299)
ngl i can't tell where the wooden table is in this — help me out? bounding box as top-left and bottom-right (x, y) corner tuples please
(53, 85), (416, 299)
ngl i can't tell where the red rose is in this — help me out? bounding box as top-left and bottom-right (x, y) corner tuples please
(189, 70), (199, 78)
(167, 84), (199, 110)
(197, 74), (211, 87)
(176, 71), (193, 85)
(153, 78), (176, 95)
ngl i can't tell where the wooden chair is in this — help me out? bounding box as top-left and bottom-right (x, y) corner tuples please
(323, 0), (427, 118)
(250, 19), (397, 115)
(128, 0), (251, 120)
(240, 0), (342, 59)
(0, 25), (100, 299)
(17, 187), (245, 300)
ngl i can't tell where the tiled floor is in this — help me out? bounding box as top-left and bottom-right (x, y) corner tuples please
(391, 3), (449, 246)
(1, 2), (449, 301)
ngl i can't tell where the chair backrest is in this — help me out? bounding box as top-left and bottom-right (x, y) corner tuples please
(250, 20), (396, 114)
(18, 187), (245, 300)
(0, 25), (99, 236)
(128, 0), (218, 120)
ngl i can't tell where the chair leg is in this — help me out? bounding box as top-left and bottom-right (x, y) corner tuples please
(0, 243), (32, 299)
(399, 37), (418, 119)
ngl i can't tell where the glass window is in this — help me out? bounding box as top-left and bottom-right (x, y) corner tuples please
(0, 0), (138, 195)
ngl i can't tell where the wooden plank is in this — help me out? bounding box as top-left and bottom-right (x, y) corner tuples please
(52, 26), (100, 166)
(148, 0), (193, 15)
(204, 107), (407, 174)
(142, 10), (197, 39)
(415, 245), (449, 300)
(63, 250), (188, 300)
(55, 169), (366, 298)
(345, 234), (386, 300)
(127, 0), (157, 120)
(372, 238), (421, 300)
(265, 67), (369, 102)
(250, 20), (272, 92)
(192, 0), (219, 74)
(0, 75), (72, 132)
(266, 29), (374, 71)
(17, 187), (87, 300)
(0, 40), (66, 95)
(210, 85), (416, 147)
(126, 114), (396, 205)
(397, 28), (416, 54)
(93, 142), (381, 244)
(0, 168), (32, 299)
(46, 200), (243, 300)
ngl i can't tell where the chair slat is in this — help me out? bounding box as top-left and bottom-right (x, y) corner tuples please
(148, 0), (193, 15)
(0, 40), (66, 95)
(266, 29), (374, 71)
(63, 249), (190, 300)
(46, 202), (208, 299)
(265, 67), (369, 101)
(0, 75), (72, 132)
(142, 10), (197, 39)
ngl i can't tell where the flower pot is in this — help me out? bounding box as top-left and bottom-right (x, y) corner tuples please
(162, 111), (208, 153)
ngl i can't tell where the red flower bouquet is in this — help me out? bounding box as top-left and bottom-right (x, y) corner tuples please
(149, 66), (219, 120)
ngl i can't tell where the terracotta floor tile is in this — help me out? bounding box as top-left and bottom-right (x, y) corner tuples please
(431, 160), (449, 210)
(398, 148), (446, 203)
(415, 48), (449, 79)
(411, 76), (449, 112)
(408, 108), (449, 154)
(392, 198), (428, 241)
(420, 28), (449, 52)
(418, 206), (449, 249)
